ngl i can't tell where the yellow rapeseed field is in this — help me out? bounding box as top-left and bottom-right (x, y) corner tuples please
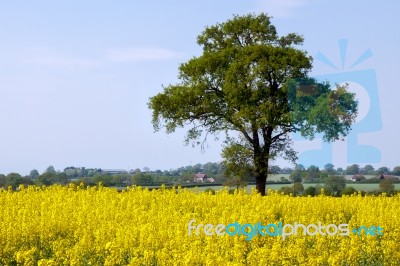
(1, 184), (399, 265)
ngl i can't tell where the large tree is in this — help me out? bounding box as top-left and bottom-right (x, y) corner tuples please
(148, 13), (357, 195)
(346, 164), (360, 175)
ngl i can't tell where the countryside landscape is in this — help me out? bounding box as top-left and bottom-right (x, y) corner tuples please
(1, 162), (400, 196)
(1, 1), (399, 265)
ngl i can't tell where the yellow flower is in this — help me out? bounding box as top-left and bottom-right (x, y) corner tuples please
(0, 184), (398, 264)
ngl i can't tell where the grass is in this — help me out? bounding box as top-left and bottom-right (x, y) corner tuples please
(191, 183), (400, 193)
(132, 174), (397, 193)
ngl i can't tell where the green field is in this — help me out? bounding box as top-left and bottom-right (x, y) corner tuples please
(136, 174), (396, 193)
(190, 183), (400, 193)
(267, 174), (377, 182)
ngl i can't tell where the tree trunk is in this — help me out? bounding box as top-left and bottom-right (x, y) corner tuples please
(253, 137), (271, 196)
(255, 174), (267, 196)
(252, 125), (272, 196)
(254, 150), (269, 196)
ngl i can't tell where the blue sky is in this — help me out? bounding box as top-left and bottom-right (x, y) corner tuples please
(0, 0), (399, 175)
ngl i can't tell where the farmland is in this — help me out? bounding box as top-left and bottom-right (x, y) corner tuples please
(187, 174), (400, 193)
(191, 183), (400, 193)
(1, 184), (399, 265)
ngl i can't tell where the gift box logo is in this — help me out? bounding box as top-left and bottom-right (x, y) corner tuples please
(295, 39), (382, 166)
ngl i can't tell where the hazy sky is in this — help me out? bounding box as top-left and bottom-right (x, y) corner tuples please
(0, 0), (399, 175)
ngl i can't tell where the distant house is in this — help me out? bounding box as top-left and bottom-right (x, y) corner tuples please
(194, 173), (207, 183)
(193, 173), (215, 183)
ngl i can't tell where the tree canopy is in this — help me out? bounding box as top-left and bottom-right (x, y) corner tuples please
(148, 13), (357, 195)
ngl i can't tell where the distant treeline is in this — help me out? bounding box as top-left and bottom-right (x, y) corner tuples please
(1, 163), (400, 190)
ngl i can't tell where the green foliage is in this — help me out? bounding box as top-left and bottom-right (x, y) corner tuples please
(336, 167), (345, 175)
(4, 173), (33, 190)
(45, 165), (56, 174)
(222, 138), (254, 181)
(38, 172), (69, 186)
(346, 164), (360, 175)
(361, 164), (375, 175)
(304, 165), (321, 182)
(341, 186), (357, 195)
(304, 186), (316, 196)
(148, 13), (355, 195)
(203, 188), (216, 195)
(278, 186), (293, 195)
(93, 174), (114, 187)
(29, 169), (40, 179)
(391, 166), (400, 176)
(112, 174), (132, 186)
(293, 182), (304, 196)
(132, 172), (154, 185)
(277, 183), (304, 196)
(315, 184), (324, 195)
(377, 166), (390, 175)
(6, 173), (23, 189)
(64, 167), (101, 178)
(289, 168), (305, 183)
(0, 174), (6, 187)
(287, 79), (357, 141)
(57, 173), (69, 184)
(324, 175), (347, 196)
(324, 163), (335, 174)
(379, 179), (395, 194)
